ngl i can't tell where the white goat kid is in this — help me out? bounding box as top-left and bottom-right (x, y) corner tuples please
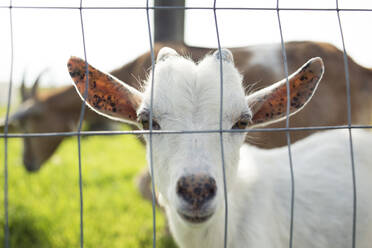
(68, 48), (372, 248)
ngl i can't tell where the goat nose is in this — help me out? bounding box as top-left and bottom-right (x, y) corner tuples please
(176, 174), (217, 209)
(23, 157), (41, 172)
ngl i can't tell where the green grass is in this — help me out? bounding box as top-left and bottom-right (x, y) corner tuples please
(0, 133), (177, 248)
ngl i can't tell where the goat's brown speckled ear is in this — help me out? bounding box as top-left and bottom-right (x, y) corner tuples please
(67, 56), (142, 125)
(246, 57), (324, 127)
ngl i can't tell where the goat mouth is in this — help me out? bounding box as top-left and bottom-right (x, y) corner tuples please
(177, 211), (213, 224)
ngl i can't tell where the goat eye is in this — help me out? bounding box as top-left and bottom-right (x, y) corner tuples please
(232, 120), (249, 130)
(141, 119), (160, 130)
(151, 120), (161, 130)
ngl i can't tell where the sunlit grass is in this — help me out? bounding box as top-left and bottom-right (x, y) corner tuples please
(0, 133), (177, 248)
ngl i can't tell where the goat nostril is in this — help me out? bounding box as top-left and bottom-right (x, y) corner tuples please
(208, 186), (216, 196)
(205, 178), (216, 193)
(177, 186), (186, 196)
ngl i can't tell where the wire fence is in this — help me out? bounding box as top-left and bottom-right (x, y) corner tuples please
(2, 1), (372, 248)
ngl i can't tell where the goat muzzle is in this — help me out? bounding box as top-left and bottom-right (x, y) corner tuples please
(176, 174), (217, 223)
(177, 174), (217, 208)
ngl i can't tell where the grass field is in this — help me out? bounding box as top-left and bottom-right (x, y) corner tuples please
(0, 130), (177, 248)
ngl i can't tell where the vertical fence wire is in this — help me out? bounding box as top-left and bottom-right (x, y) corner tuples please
(145, 1), (157, 247)
(335, 1), (357, 247)
(212, 2), (229, 248)
(3, 1), (13, 248)
(276, 1), (295, 247)
(76, 1), (90, 247)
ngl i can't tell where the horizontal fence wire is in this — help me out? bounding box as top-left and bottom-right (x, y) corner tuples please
(1, 125), (372, 138)
(1, 3), (369, 248)
(1, 6), (372, 11)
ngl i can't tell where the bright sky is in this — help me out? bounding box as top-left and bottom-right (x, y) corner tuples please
(0, 0), (371, 92)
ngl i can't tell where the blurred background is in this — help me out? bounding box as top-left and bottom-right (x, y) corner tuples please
(0, 0), (372, 247)
(1, 0), (372, 100)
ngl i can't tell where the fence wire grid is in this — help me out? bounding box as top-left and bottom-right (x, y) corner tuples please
(2, 1), (372, 248)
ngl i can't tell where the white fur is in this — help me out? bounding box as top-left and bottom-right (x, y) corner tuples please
(137, 49), (372, 248)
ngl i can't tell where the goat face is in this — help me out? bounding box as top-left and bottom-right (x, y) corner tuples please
(12, 100), (69, 172)
(138, 49), (248, 224)
(0, 73), (69, 172)
(68, 47), (323, 226)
